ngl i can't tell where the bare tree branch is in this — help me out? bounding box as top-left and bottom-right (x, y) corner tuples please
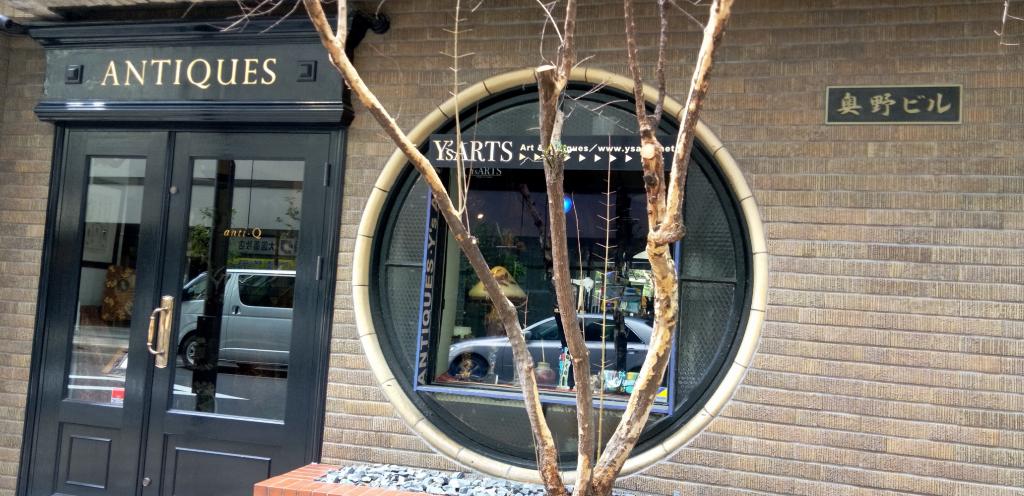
(450, 0), (470, 221)
(623, 0), (666, 233)
(535, 0), (565, 44)
(996, 0), (1022, 45)
(557, 0), (577, 80)
(592, 1), (735, 491)
(293, 0), (738, 493)
(535, 1), (598, 493)
(663, 0), (733, 242)
(301, 2), (568, 493)
(653, 0), (669, 124)
(667, 0), (708, 30)
(336, 0), (347, 41)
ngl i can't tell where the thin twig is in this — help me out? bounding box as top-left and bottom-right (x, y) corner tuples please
(302, 1), (569, 494)
(667, 0), (706, 29)
(996, 0), (1022, 45)
(653, 0), (669, 124)
(535, 0), (565, 43)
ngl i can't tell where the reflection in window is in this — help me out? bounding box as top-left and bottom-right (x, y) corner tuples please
(421, 167), (670, 409)
(66, 157), (147, 405)
(374, 85), (748, 463)
(237, 275), (295, 309)
(172, 159), (303, 421)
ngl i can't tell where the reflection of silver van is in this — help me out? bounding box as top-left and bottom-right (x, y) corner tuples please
(177, 269), (294, 368)
(447, 314), (653, 380)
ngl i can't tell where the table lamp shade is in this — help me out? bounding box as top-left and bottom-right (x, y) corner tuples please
(468, 266), (526, 302)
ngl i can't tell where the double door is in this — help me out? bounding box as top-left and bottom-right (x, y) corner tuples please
(26, 130), (338, 495)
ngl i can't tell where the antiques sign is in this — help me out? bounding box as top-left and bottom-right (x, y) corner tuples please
(826, 85), (961, 124)
(43, 44), (339, 102)
(428, 135), (679, 172)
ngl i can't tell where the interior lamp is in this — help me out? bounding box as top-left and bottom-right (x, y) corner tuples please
(469, 266), (526, 336)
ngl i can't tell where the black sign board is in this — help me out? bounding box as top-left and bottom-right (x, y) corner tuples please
(43, 45), (339, 103)
(427, 135), (678, 171)
(826, 85), (961, 124)
(27, 18), (362, 123)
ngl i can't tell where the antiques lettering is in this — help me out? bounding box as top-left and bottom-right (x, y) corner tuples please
(100, 58), (278, 89)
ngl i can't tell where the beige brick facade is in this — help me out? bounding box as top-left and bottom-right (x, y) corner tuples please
(1, 1), (1023, 495)
(0, 32), (49, 496)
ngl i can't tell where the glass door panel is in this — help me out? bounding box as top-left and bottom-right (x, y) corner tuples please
(66, 157), (148, 405)
(139, 132), (333, 496)
(171, 158), (304, 420)
(27, 131), (169, 496)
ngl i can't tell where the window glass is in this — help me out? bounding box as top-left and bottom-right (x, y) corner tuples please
(238, 275), (294, 308)
(372, 85), (749, 463)
(182, 274), (208, 302)
(583, 319), (645, 344)
(65, 157), (146, 405)
(428, 167), (668, 406)
(171, 158), (303, 421)
(527, 321), (559, 341)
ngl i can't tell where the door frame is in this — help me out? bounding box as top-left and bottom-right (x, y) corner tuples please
(17, 124), (345, 496)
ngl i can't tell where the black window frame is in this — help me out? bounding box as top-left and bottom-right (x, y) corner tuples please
(368, 82), (752, 467)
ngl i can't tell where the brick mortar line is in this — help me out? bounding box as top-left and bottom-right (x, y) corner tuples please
(673, 444), (1019, 494)
(766, 298), (1023, 323)
(766, 221), (1024, 237)
(757, 176), (1024, 182)
(768, 273), (1024, 294)
(762, 316), (1023, 338)
(638, 478), (791, 496)
(698, 424), (1021, 465)
(735, 382), (1024, 421)
(766, 286), (1024, 311)
(761, 219), (1024, 230)
(626, 477), (787, 496)
(704, 419), (1024, 477)
(753, 354), (1024, 393)
(759, 201), (1024, 214)
(759, 328), (1024, 358)
(768, 242), (1024, 260)
(649, 461), (936, 496)
(726, 396), (1024, 448)
(756, 341), (1023, 375)
(757, 189), (1024, 197)
(767, 277), (1024, 301)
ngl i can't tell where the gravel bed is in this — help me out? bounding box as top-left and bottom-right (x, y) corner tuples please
(317, 464), (644, 496)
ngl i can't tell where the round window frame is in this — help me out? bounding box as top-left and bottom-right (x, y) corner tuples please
(352, 67), (767, 483)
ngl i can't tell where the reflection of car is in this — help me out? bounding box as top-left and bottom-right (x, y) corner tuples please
(446, 314), (653, 380)
(177, 269), (294, 369)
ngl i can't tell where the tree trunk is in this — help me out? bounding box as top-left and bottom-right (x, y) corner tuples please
(301, 0), (737, 492)
(302, 2), (568, 494)
(592, 1), (735, 493)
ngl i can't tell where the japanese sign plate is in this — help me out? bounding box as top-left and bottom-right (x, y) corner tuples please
(826, 85), (961, 124)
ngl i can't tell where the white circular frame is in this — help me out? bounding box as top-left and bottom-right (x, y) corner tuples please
(351, 67), (767, 483)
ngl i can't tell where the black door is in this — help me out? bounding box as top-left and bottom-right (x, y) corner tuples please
(26, 130), (337, 496)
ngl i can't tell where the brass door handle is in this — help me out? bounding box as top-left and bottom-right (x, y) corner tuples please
(146, 296), (175, 369)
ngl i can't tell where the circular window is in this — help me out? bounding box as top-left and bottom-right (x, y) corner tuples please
(353, 68), (766, 481)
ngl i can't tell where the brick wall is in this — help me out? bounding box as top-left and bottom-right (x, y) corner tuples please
(0, 34), (50, 496)
(325, 1), (1024, 495)
(0, 0), (1020, 495)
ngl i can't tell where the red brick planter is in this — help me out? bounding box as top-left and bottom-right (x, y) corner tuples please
(253, 464), (424, 496)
